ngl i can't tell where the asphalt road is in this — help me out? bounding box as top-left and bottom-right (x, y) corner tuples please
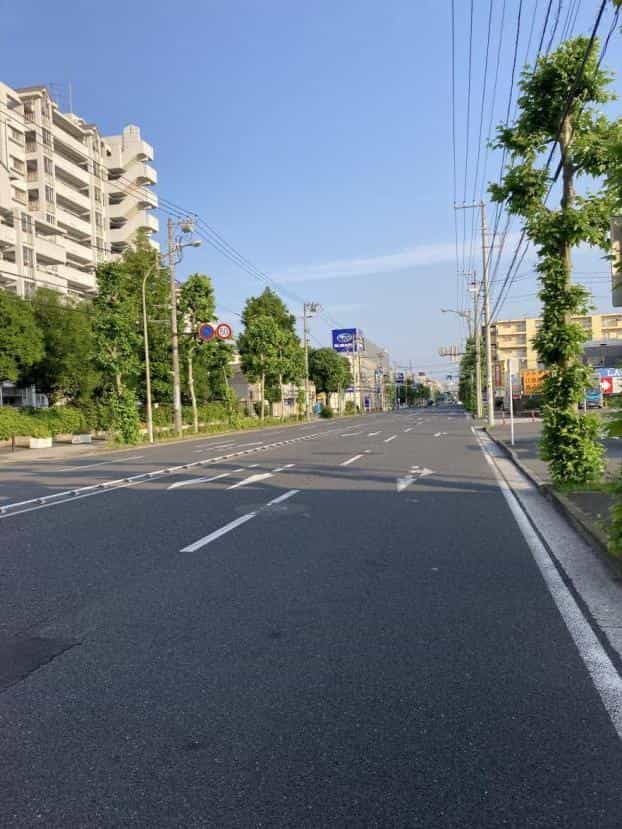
(2, 407), (622, 827)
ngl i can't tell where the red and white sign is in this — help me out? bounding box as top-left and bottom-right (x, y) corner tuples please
(601, 376), (614, 395)
(216, 322), (233, 340)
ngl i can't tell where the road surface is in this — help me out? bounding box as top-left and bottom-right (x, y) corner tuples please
(2, 407), (622, 827)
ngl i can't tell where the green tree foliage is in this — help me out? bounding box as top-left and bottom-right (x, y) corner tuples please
(490, 37), (622, 485)
(458, 337), (483, 413)
(238, 314), (281, 421)
(25, 288), (100, 403)
(308, 348), (352, 403)
(240, 290), (303, 418)
(178, 273), (216, 432)
(0, 290), (43, 383)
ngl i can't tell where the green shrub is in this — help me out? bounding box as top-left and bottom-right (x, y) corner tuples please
(319, 405), (334, 419)
(0, 407), (49, 439)
(109, 390), (141, 444)
(33, 406), (87, 436)
(344, 401), (356, 415)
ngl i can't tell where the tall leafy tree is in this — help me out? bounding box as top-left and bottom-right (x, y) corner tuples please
(25, 288), (100, 404)
(0, 290), (43, 385)
(241, 289), (303, 417)
(308, 347), (352, 409)
(490, 37), (622, 484)
(178, 273), (216, 432)
(238, 314), (281, 421)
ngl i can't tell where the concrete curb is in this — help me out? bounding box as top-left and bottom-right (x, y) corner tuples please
(484, 428), (622, 581)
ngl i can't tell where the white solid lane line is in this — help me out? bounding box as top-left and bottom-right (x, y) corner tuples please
(271, 464), (295, 473)
(180, 489), (301, 552)
(167, 469), (244, 491)
(368, 431), (382, 436)
(193, 442), (236, 453)
(341, 454), (364, 466)
(227, 472), (273, 490)
(475, 428), (622, 740)
(403, 428), (413, 433)
(180, 513), (258, 552)
(384, 435), (397, 443)
(266, 489), (300, 506)
(57, 454), (144, 473)
(237, 441), (264, 448)
(341, 431), (363, 437)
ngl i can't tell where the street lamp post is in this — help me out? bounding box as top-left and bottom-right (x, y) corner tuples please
(141, 263), (157, 444)
(166, 218), (202, 438)
(303, 301), (321, 421)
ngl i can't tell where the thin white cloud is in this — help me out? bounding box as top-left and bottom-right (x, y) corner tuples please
(274, 243), (455, 283)
(274, 236), (521, 284)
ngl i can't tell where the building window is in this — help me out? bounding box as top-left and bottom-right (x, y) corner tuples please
(23, 104), (35, 123)
(45, 185), (55, 204)
(26, 159), (37, 181)
(95, 212), (103, 230)
(96, 236), (105, 253)
(9, 127), (24, 145)
(46, 213), (56, 226)
(22, 246), (34, 266)
(43, 156), (53, 175)
(94, 186), (102, 205)
(21, 213), (33, 233)
(42, 128), (52, 147)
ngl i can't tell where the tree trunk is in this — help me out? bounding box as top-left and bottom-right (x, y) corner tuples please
(188, 354), (198, 433)
(115, 372), (122, 396)
(559, 115), (575, 378)
(279, 372), (284, 421)
(260, 372), (265, 422)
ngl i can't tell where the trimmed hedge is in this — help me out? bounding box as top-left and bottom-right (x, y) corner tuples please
(0, 406), (89, 440)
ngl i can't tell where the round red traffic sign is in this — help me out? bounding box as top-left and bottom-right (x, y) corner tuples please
(198, 323), (216, 342)
(216, 322), (233, 340)
(601, 376), (613, 395)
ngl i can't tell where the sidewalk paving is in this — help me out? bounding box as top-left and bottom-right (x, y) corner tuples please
(0, 439), (111, 466)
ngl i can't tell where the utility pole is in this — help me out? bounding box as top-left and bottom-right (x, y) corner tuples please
(480, 201), (495, 427)
(168, 218), (183, 437)
(303, 301), (320, 421)
(454, 201), (495, 423)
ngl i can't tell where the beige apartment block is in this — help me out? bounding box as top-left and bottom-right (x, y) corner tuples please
(492, 312), (622, 371)
(0, 82), (158, 299)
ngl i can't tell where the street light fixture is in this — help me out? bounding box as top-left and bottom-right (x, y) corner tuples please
(303, 302), (321, 421)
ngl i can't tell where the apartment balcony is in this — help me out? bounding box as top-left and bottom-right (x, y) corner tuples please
(52, 121), (90, 162)
(56, 206), (91, 236)
(132, 162), (157, 185)
(110, 211), (158, 246)
(35, 235), (67, 265)
(55, 177), (91, 212)
(61, 235), (94, 264)
(54, 152), (90, 184)
(0, 225), (17, 249)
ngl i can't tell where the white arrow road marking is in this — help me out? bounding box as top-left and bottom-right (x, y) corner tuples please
(168, 469), (243, 490)
(433, 432), (448, 437)
(57, 454), (143, 472)
(397, 467), (435, 491)
(271, 464), (295, 473)
(194, 442), (235, 453)
(266, 489), (300, 506)
(403, 427), (413, 432)
(227, 472), (273, 490)
(341, 454), (364, 466)
(384, 435), (397, 443)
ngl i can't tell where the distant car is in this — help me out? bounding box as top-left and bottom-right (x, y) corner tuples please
(427, 400), (435, 407)
(585, 390), (602, 409)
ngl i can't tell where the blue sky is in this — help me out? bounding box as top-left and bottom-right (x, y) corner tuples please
(3, 1), (622, 378)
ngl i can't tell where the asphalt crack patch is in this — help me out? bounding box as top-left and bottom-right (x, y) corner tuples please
(0, 635), (80, 692)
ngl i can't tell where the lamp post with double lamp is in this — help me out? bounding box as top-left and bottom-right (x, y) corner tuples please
(142, 233), (202, 444)
(303, 301), (321, 421)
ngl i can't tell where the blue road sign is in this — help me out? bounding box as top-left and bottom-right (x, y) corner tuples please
(198, 323), (216, 341)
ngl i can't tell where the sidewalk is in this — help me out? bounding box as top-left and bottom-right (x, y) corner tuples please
(0, 439), (111, 466)
(487, 420), (620, 566)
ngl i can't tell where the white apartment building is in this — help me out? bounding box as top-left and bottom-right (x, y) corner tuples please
(0, 82), (158, 298)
